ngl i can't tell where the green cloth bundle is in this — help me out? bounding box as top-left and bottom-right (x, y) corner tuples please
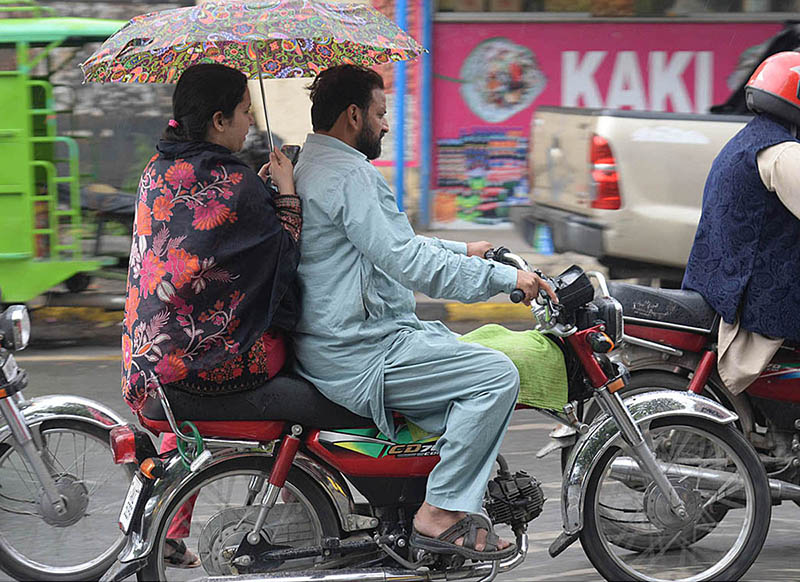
(459, 324), (568, 411)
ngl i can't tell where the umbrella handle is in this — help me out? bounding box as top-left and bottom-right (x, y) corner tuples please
(254, 49), (275, 154)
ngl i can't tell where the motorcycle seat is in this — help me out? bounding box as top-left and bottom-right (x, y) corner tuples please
(140, 373), (373, 431)
(607, 282), (717, 332)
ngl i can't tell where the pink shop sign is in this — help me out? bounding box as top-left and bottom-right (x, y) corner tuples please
(433, 21), (781, 137)
(428, 20), (780, 228)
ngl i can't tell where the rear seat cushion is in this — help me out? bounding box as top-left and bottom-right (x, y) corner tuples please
(141, 373), (372, 429)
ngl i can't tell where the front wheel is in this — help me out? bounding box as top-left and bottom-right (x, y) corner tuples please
(138, 456), (340, 582)
(0, 420), (134, 581)
(580, 417), (770, 582)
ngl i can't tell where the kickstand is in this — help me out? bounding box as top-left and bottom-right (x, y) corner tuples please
(476, 560), (499, 582)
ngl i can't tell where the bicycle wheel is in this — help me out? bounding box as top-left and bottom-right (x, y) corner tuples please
(0, 420), (134, 581)
(580, 417), (770, 582)
(138, 456), (340, 582)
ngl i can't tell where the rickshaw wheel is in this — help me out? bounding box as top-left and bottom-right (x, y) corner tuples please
(65, 273), (92, 293)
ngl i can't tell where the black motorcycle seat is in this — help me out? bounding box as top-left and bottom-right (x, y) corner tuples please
(607, 282), (717, 331)
(141, 373), (373, 429)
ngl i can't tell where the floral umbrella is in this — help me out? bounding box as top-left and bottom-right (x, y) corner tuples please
(81, 0), (424, 149)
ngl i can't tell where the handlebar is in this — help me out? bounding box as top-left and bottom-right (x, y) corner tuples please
(484, 247), (528, 303)
(485, 246), (578, 337)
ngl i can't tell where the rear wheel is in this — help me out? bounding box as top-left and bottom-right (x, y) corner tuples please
(580, 417), (770, 581)
(138, 456), (340, 582)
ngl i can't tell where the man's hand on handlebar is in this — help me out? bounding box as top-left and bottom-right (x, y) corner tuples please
(515, 270), (558, 307)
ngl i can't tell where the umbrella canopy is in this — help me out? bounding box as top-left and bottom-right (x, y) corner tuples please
(80, 0), (424, 84)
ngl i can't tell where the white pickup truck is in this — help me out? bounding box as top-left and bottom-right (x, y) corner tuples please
(517, 107), (750, 283)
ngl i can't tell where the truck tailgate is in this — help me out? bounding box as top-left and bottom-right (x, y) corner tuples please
(530, 107), (594, 215)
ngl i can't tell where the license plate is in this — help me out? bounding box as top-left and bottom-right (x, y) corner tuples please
(1, 354), (18, 384)
(119, 473), (144, 534)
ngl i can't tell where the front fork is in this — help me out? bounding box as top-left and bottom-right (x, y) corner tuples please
(594, 386), (688, 519)
(0, 394), (67, 515)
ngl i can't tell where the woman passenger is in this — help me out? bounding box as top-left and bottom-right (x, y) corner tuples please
(121, 63), (301, 567)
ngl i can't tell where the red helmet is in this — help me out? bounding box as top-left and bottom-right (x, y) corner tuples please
(745, 51), (800, 127)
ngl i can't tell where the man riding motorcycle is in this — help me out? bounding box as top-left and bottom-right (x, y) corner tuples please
(292, 64), (556, 561)
(683, 51), (800, 394)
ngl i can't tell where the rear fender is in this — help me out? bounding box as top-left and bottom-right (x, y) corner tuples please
(561, 390), (737, 535)
(116, 449), (353, 564)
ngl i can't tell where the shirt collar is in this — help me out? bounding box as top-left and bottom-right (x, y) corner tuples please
(304, 133), (368, 161)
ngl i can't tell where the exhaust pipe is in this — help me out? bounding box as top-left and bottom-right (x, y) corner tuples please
(610, 457), (800, 503)
(195, 534), (528, 582)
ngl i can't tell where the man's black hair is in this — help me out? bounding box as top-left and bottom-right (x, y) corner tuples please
(163, 63), (247, 142)
(308, 65), (384, 132)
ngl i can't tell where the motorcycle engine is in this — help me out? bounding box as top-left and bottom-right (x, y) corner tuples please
(484, 470), (545, 528)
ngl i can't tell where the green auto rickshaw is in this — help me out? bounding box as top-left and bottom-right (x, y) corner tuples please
(0, 1), (127, 303)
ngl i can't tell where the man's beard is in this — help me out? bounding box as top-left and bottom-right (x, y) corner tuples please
(356, 124), (384, 160)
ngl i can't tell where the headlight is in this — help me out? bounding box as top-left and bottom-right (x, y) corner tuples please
(0, 306), (31, 351)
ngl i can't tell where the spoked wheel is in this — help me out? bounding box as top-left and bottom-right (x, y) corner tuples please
(0, 420), (134, 581)
(138, 457), (340, 582)
(580, 417), (770, 582)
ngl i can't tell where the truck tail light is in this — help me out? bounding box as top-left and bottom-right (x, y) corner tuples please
(590, 134), (621, 210)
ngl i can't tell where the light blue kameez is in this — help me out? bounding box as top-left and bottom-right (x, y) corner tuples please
(293, 134), (520, 513)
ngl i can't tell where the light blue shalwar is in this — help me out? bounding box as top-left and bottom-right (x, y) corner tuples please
(293, 133), (520, 513)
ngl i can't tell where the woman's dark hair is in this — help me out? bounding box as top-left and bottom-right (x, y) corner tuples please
(308, 64), (384, 132)
(163, 63), (248, 142)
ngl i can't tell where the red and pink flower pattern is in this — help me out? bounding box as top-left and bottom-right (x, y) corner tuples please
(122, 144), (298, 412)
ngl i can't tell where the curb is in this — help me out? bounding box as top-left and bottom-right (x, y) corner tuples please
(30, 300), (533, 348)
(415, 301), (532, 323)
(30, 306), (124, 348)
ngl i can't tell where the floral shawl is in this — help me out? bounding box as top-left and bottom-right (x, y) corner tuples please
(122, 140), (301, 412)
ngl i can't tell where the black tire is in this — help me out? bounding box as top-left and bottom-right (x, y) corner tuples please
(64, 273), (92, 293)
(138, 456), (340, 582)
(580, 417), (770, 582)
(0, 420), (134, 581)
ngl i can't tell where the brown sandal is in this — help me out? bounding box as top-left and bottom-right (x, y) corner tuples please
(164, 538), (202, 569)
(409, 513), (517, 561)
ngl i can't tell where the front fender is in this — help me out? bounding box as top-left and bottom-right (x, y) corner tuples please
(0, 394), (126, 444)
(117, 449), (354, 564)
(560, 390), (737, 535)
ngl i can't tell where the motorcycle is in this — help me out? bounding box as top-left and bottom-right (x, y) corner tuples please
(0, 290), (135, 581)
(544, 279), (800, 509)
(101, 251), (770, 582)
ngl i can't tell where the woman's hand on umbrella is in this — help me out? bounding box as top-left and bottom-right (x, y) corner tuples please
(258, 149), (296, 195)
